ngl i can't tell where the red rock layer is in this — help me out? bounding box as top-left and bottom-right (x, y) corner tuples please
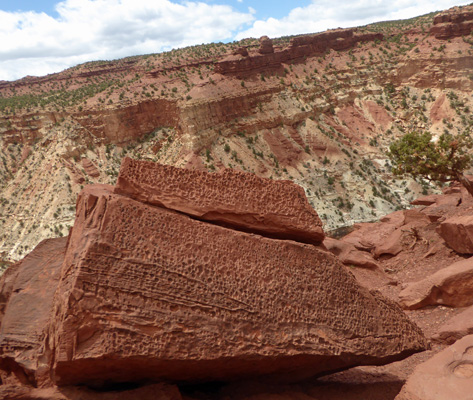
(114, 157), (325, 245)
(0, 237), (68, 387)
(215, 29), (383, 77)
(48, 184), (425, 386)
(75, 99), (179, 144)
(430, 5), (473, 38)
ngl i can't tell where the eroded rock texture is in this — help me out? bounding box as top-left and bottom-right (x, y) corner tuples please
(0, 161), (427, 393)
(48, 182), (425, 387)
(0, 237), (68, 387)
(114, 157), (325, 245)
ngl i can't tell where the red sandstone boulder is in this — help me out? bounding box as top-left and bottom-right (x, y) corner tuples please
(342, 222), (397, 252)
(114, 157), (324, 245)
(410, 195), (440, 206)
(374, 228), (404, 258)
(399, 256), (473, 309)
(433, 305), (473, 344)
(438, 216), (473, 254)
(324, 238), (379, 269)
(395, 335), (473, 400)
(0, 237), (68, 387)
(46, 183), (425, 387)
(0, 161), (428, 392)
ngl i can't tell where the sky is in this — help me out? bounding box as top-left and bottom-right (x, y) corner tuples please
(0, 0), (471, 81)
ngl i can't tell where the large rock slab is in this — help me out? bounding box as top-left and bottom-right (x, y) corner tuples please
(47, 184), (425, 387)
(399, 257), (473, 309)
(395, 335), (473, 400)
(438, 215), (473, 254)
(114, 157), (324, 245)
(0, 237), (67, 387)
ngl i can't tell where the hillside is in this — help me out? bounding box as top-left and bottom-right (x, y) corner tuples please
(1, 4), (473, 262)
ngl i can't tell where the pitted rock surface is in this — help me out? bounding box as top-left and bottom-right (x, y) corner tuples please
(0, 237), (67, 386)
(47, 184), (425, 386)
(114, 157), (324, 245)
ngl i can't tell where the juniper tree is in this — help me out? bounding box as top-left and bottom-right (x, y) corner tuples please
(388, 130), (473, 196)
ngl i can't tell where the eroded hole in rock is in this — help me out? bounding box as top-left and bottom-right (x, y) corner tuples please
(464, 346), (473, 356)
(84, 381), (144, 392)
(179, 381), (226, 399)
(453, 363), (473, 379)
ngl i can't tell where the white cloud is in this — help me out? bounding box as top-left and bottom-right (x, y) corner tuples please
(236, 0), (472, 39)
(0, 0), (254, 81)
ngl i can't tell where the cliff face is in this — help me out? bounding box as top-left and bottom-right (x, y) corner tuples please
(1, 5), (473, 261)
(430, 5), (473, 38)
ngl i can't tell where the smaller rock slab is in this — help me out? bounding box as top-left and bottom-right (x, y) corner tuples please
(115, 157), (324, 245)
(399, 256), (473, 309)
(324, 238), (378, 269)
(433, 305), (473, 344)
(439, 216), (473, 254)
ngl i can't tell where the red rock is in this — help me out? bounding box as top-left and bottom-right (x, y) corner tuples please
(324, 238), (379, 269)
(214, 29), (382, 77)
(263, 128), (303, 168)
(0, 382), (181, 400)
(442, 185), (462, 195)
(438, 215), (473, 254)
(395, 335), (473, 400)
(410, 195), (440, 206)
(430, 5), (473, 39)
(76, 99), (179, 143)
(46, 184), (425, 386)
(114, 157), (324, 245)
(402, 209), (431, 227)
(0, 237), (68, 387)
(233, 47), (249, 57)
(435, 193), (461, 207)
(81, 158), (100, 178)
(258, 36), (274, 54)
(379, 210), (405, 227)
(422, 204), (455, 223)
(342, 216), (400, 252)
(399, 256), (473, 309)
(433, 305), (473, 344)
(371, 208), (429, 259)
(374, 228), (403, 258)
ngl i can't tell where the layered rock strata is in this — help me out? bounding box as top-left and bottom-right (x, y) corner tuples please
(215, 28), (383, 76)
(0, 160), (426, 392)
(430, 5), (473, 38)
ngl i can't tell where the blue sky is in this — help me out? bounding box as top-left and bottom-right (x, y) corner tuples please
(0, 0), (471, 81)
